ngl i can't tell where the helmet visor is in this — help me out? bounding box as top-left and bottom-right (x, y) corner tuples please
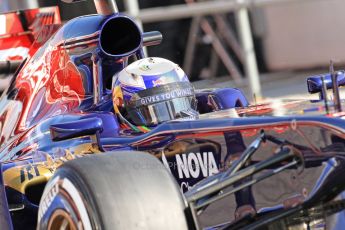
(127, 96), (198, 126)
(125, 82), (198, 126)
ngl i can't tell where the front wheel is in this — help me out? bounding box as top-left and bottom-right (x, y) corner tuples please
(37, 151), (189, 229)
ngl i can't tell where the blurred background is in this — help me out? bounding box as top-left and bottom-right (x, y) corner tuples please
(1, 0), (345, 100)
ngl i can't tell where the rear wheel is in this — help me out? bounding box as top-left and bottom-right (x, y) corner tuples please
(37, 151), (189, 229)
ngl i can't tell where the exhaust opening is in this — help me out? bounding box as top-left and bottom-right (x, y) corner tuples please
(100, 17), (142, 57)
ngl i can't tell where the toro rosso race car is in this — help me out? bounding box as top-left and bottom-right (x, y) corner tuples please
(1, 0), (345, 229)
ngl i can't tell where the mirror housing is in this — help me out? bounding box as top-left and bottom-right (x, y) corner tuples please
(50, 117), (104, 151)
(307, 70), (345, 94)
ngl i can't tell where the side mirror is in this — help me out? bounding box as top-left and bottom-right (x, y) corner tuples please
(307, 70), (345, 94)
(50, 117), (103, 150)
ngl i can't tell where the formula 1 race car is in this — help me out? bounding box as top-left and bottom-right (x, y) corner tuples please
(1, 0), (345, 229)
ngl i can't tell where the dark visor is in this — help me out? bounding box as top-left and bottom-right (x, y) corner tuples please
(126, 82), (198, 126)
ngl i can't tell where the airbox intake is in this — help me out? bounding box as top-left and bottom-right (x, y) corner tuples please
(99, 16), (142, 58)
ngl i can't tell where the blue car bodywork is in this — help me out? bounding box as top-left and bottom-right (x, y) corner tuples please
(0, 2), (345, 230)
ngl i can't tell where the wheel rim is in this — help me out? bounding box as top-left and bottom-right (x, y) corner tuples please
(48, 209), (77, 230)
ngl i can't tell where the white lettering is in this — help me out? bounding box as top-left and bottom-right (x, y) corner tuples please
(176, 154), (190, 178)
(208, 152), (219, 175)
(139, 88), (193, 105)
(180, 182), (192, 192)
(188, 153), (200, 178)
(176, 152), (219, 179)
(38, 181), (59, 221)
(140, 95), (161, 105)
(165, 92), (171, 99)
(197, 152), (208, 177)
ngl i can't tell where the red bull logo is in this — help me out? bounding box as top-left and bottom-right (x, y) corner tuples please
(152, 78), (165, 87)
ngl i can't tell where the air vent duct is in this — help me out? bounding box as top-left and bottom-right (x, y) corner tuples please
(99, 16), (142, 57)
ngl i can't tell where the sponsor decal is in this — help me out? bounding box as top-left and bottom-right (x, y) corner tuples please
(38, 177), (92, 230)
(139, 64), (151, 71)
(138, 87), (194, 106)
(152, 78), (165, 87)
(162, 152), (220, 192)
(151, 76), (178, 87)
(20, 165), (40, 183)
(181, 182), (192, 191)
(161, 139), (221, 192)
(175, 152), (219, 179)
(151, 73), (183, 87)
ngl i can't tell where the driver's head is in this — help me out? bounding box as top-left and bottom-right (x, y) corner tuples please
(112, 57), (198, 127)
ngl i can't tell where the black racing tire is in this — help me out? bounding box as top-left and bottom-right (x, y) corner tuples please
(37, 151), (189, 230)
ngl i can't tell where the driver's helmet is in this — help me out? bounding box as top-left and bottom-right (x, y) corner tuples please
(112, 57), (198, 127)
